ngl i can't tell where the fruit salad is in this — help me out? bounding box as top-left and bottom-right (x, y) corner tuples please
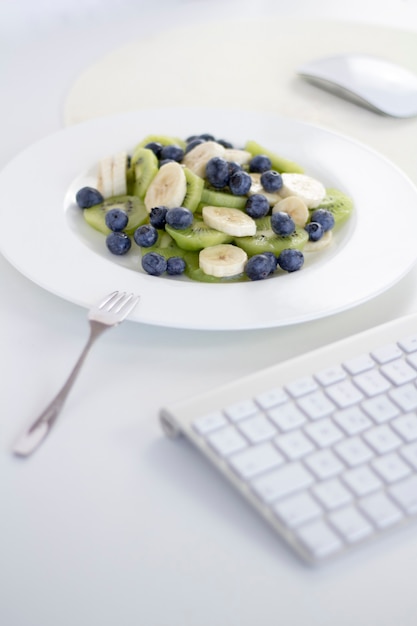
(74, 133), (353, 282)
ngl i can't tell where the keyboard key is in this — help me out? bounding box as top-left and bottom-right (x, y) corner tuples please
(285, 376), (318, 398)
(359, 492), (403, 529)
(389, 383), (417, 412)
(392, 413), (417, 442)
(274, 430), (315, 460)
(304, 418), (343, 447)
(353, 370), (391, 397)
(315, 365), (346, 387)
(224, 399), (259, 422)
(381, 359), (417, 386)
(267, 403), (306, 432)
(335, 436), (374, 467)
(304, 449), (344, 479)
(343, 354), (375, 375)
(371, 343), (403, 364)
(296, 520), (343, 559)
(398, 334), (417, 354)
(252, 462), (314, 503)
(193, 411), (228, 435)
(237, 414), (277, 443)
(361, 394), (400, 423)
(333, 406), (372, 435)
(342, 466), (382, 496)
(297, 391), (336, 420)
(399, 441), (417, 469)
(207, 426), (248, 456)
(372, 453), (411, 483)
(228, 442), (283, 479)
(326, 380), (364, 408)
(255, 387), (288, 410)
(389, 475), (417, 514)
(363, 425), (402, 454)
(329, 506), (373, 543)
(274, 491), (322, 528)
(313, 478), (352, 510)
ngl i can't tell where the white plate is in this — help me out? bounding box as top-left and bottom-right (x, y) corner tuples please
(1, 108), (417, 331)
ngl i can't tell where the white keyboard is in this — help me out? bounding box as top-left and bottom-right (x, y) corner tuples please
(160, 312), (417, 565)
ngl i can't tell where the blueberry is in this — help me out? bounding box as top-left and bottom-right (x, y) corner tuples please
(133, 224), (158, 247)
(160, 144), (184, 162)
(205, 157), (230, 188)
(277, 249), (304, 272)
(249, 154), (272, 173)
(227, 161), (242, 177)
(245, 194), (270, 219)
(229, 170), (252, 195)
(270, 211), (295, 236)
(217, 138), (234, 149)
(199, 133), (216, 141)
(105, 208), (129, 232)
(166, 256), (186, 275)
(165, 207), (193, 230)
(310, 208), (335, 232)
(159, 159), (174, 167)
(260, 170), (283, 192)
(185, 138), (205, 153)
(75, 186), (104, 208)
(263, 251), (278, 274)
(245, 254), (274, 281)
(106, 232), (131, 255)
(144, 141), (163, 158)
(305, 221), (324, 241)
(149, 205), (168, 229)
(141, 252), (167, 276)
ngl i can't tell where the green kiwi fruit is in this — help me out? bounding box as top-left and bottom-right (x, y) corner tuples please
(142, 231), (186, 260)
(244, 140), (304, 174)
(131, 148), (159, 199)
(182, 167), (204, 213)
(165, 219), (233, 251)
(83, 195), (148, 235)
(311, 188), (354, 225)
(183, 250), (246, 283)
(200, 188), (247, 210)
(234, 216), (308, 256)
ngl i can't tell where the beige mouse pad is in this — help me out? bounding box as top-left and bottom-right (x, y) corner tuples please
(64, 18), (417, 184)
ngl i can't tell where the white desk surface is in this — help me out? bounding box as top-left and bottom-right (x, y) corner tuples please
(2, 2), (417, 625)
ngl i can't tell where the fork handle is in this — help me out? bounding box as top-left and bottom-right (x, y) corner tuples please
(13, 321), (109, 457)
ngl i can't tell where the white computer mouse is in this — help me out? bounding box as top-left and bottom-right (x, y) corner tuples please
(297, 53), (417, 118)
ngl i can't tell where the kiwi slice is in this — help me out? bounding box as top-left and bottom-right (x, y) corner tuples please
(143, 231), (186, 260)
(165, 219), (233, 251)
(83, 195), (148, 235)
(200, 188), (247, 210)
(234, 216), (308, 256)
(133, 134), (186, 150)
(244, 140), (304, 174)
(311, 188), (354, 225)
(182, 250), (245, 283)
(182, 167), (204, 213)
(131, 148), (159, 199)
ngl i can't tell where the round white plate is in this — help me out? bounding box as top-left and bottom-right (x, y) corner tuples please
(1, 108), (417, 331)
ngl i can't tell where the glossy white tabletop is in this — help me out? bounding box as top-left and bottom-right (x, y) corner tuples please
(2, 2), (417, 625)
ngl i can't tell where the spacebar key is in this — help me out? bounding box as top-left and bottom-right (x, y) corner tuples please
(251, 462), (314, 503)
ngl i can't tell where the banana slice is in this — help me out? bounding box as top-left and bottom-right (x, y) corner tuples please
(202, 206), (256, 237)
(223, 148), (252, 165)
(199, 244), (248, 278)
(97, 155), (113, 198)
(304, 230), (333, 252)
(182, 141), (225, 177)
(272, 195), (309, 227)
(111, 151), (128, 196)
(248, 173), (282, 205)
(97, 153), (128, 198)
(144, 161), (187, 212)
(280, 173), (326, 208)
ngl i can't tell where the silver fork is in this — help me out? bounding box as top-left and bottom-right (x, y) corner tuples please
(13, 291), (140, 458)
